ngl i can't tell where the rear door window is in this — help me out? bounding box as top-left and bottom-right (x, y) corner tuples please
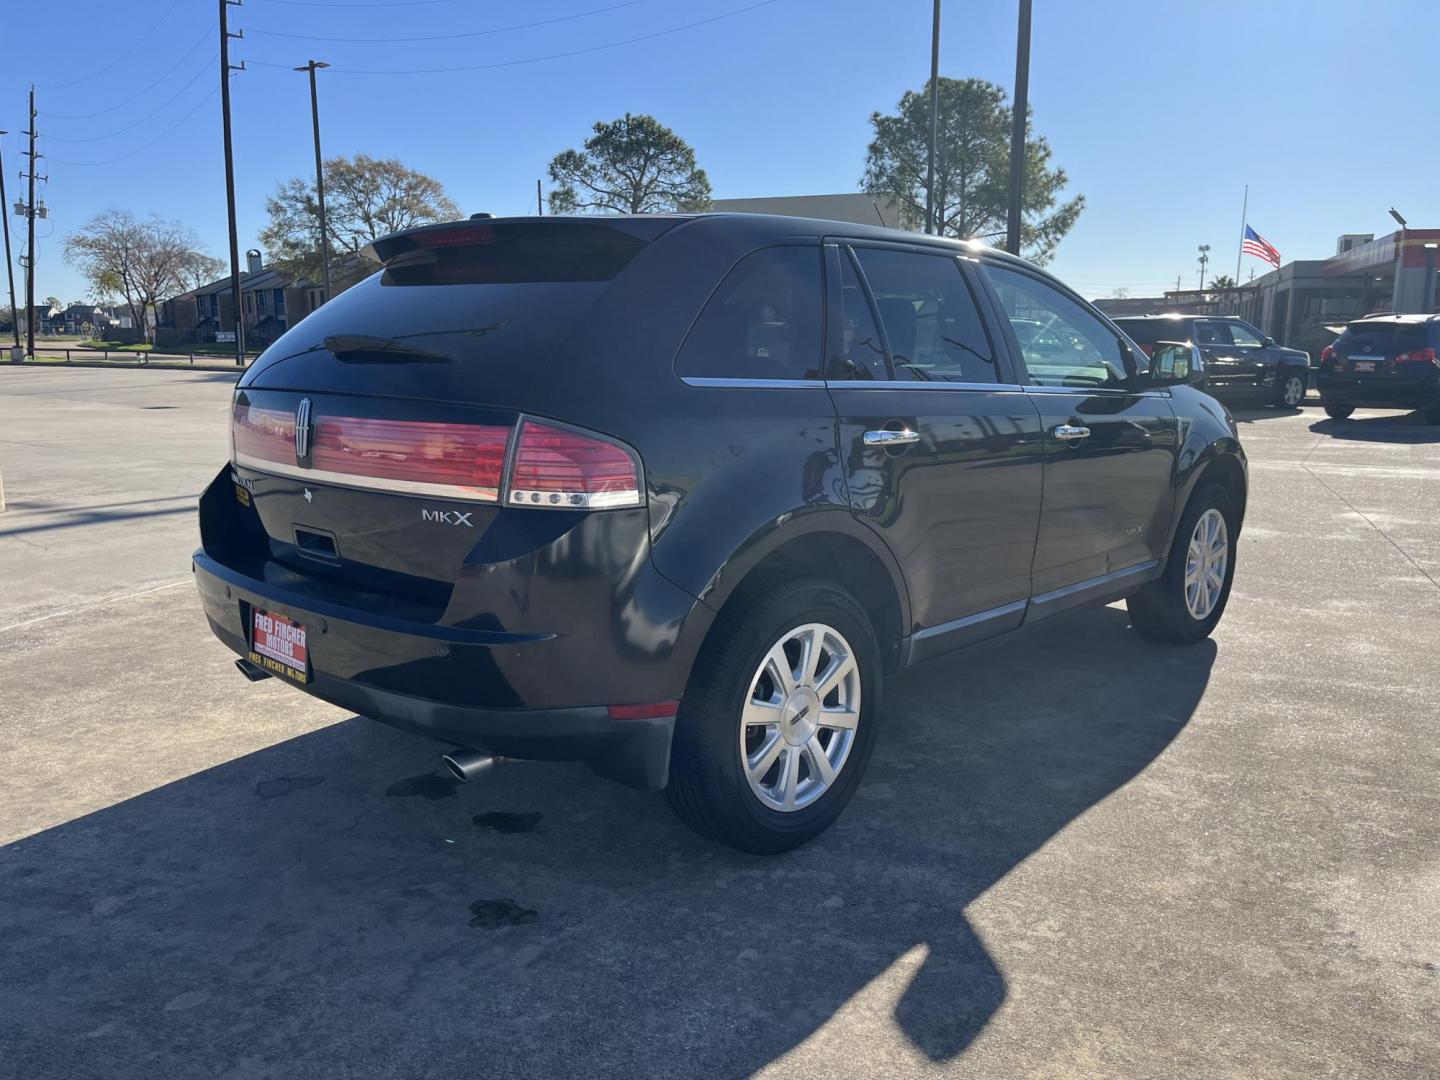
(835, 250), (888, 380)
(675, 246), (823, 381)
(851, 247), (998, 383)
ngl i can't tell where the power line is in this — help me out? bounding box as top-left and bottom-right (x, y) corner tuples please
(247, 0), (644, 43)
(46, 86), (220, 168)
(39, 0), (189, 90)
(43, 56), (218, 143)
(42, 22), (216, 120)
(243, 0), (783, 75)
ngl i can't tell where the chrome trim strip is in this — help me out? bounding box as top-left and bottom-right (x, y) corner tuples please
(680, 377), (825, 389)
(1022, 385), (1171, 398)
(912, 599), (1027, 641)
(824, 380), (1027, 393)
(1029, 560), (1159, 607)
(233, 453), (499, 503)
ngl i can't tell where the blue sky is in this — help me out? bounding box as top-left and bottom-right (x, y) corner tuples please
(4, 0), (1437, 304)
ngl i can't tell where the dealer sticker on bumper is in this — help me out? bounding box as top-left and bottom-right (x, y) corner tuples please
(249, 608), (310, 684)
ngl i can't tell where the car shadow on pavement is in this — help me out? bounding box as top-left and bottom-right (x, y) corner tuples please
(1308, 413), (1439, 443)
(1, 605), (1214, 1079)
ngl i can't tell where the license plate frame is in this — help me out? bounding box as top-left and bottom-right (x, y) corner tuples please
(1351, 360), (1377, 373)
(248, 607), (311, 685)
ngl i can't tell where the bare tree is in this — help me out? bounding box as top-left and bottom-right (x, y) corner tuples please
(260, 154), (459, 290)
(64, 211), (220, 342)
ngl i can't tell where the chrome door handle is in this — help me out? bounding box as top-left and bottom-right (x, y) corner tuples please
(863, 429), (921, 447)
(1053, 424), (1091, 441)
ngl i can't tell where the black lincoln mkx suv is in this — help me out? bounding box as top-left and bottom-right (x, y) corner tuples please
(194, 213), (1247, 853)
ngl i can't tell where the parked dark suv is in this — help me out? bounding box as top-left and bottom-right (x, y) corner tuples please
(194, 214), (1247, 852)
(1113, 314), (1311, 408)
(1316, 313), (1440, 423)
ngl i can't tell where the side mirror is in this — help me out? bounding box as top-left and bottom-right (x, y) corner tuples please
(1147, 341), (1205, 387)
(1263, 335), (1278, 347)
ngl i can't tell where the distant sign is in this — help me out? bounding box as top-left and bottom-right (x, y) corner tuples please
(216, 330), (237, 343)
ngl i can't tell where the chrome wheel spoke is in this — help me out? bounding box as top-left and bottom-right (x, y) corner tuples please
(747, 732), (784, 782)
(805, 743), (836, 787)
(818, 705), (859, 730)
(780, 747), (802, 809)
(814, 652), (855, 703)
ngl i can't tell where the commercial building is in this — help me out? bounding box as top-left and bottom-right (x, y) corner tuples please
(1095, 230), (1440, 358)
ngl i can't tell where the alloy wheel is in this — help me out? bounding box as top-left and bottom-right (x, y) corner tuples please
(1184, 508), (1229, 620)
(739, 622), (861, 812)
(1282, 375), (1305, 407)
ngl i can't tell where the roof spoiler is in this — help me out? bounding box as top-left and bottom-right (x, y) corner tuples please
(364, 216), (685, 266)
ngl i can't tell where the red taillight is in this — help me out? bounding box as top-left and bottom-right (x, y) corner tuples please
(232, 402), (296, 465)
(310, 416), (509, 500)
(506, 419), (641, 510)
(1396, 347), (1438, 365)
(1320, 345), (1335, 363)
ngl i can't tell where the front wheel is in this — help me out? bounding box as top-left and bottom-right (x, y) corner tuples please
(1275, 371), (1306, 409)
(1128, 483), (1237, 644)
(665, 577), (881, 854)
(1324, 402), (1355, 420)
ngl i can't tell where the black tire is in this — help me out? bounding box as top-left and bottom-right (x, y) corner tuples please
(1323, 402), (1355, 420)
(665, 576), (882, 854)
(1273, 371), (1306, 409)
(1128, 482), (1238, 645)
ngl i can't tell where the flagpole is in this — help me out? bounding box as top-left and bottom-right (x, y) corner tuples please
(1235, 184), (1248, 282)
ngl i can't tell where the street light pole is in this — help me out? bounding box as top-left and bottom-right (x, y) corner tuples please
(1005, 0), (1032, 255)
(220, 0), (246, 366)
(923, 0), (940, 235)
(295, 60), (332, 304)
(0, 132), (22, 353)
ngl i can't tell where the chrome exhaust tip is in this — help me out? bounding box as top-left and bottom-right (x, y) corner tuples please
(235, 658), (273, 682)
(442, 750), (502, 782)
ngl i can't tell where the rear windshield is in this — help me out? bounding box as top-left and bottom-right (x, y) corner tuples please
(1114, 319), (1189, 346)
(1337, 322), (1429, 352)
(379, 221), (648, 286)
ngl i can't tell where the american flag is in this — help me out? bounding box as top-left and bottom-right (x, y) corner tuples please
(1241, 225), (1281, 268)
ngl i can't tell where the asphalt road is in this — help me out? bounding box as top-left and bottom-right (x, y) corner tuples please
(2, 366), (1437, 1079)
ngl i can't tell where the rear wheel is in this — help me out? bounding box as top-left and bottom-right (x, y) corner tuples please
(665, 577), (881, 854)
(1275, 371), (1306, 409)
(1128, 483), (1237, 644)
(1323, 402), (1355, 420)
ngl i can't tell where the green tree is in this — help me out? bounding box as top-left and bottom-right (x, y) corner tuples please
(548, 113), (711, 214)
(63, 211), (220, 342)
(862, 77), (1083, 264)
(259, 154), (460, 292)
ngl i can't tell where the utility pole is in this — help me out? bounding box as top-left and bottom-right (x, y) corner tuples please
(923, 0), (940, 235)
(536, 178), (543, 215)
(220, 0), (246, 365)
(24, 88), (38, 358)
(0, 132), (21, 354)
(295, 60), (331, 304)
(1005, 0), (1032, 255)
(1197, 244), (1211, 291)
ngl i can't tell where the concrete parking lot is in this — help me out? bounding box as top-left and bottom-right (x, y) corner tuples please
(2, 365), (1437, 1079)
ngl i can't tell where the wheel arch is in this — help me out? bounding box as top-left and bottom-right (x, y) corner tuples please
(692, 512), (911, 675)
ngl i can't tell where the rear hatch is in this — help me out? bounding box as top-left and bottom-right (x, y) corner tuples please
(1331, 321), (1435, 380)
(230, 218), (672, 608)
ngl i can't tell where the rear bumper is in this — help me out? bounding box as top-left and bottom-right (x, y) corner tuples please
(1317, 370), (1439, 410)
(195, 551), (676, 789)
